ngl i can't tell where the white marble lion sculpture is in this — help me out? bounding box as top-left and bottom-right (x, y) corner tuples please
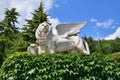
(28, 21), (90, 55)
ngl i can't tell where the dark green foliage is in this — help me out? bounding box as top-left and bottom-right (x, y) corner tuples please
(0, 8), (20, 66)
(0, 54), (3, 67)
(0, 32), (28, 61)
(1, 52), (120, 80)
(83, 36), (120, 54)
(1, 8), (19, 40)
(0, 8), (19, 53)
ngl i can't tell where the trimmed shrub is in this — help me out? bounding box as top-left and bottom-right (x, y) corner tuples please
(1, 52), (120, 80)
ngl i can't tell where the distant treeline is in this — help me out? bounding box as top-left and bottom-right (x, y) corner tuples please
(83, 36), (120, 54)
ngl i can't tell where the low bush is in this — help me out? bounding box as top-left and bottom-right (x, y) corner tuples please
(1, 52), (120, 80)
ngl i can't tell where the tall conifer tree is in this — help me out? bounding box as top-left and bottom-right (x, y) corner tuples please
(0, 8), (19, 60)
(0, 8), (19, 40)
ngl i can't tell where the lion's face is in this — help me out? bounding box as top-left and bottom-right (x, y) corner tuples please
(39, 22), (49, 34)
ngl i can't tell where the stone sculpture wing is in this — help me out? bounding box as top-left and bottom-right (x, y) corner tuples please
(56, 22), (87, 36)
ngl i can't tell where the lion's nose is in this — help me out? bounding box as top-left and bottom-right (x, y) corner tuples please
(44, 25), (47, 28)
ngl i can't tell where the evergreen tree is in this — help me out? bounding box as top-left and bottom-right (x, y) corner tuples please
(0, 8), (19, 40)
(22, 2), (48, 43)
(0, 8), (19, 66)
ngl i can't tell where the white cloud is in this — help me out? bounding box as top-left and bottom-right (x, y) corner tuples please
(43, 0), (54, 11)
(55, 4), (59, 8)
(90, 18), (97, 22)
(0, 0), (39, 21)
(96, 19), (114, 28)
(104, 27), (120, 40)
(0, 0), (60, 28)
(10, 0), (40, 27)
(0, 0), (11, 21)
(90, 18), (114, 28)
(48, 16), (60, 35)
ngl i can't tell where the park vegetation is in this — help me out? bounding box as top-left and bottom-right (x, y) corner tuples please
(0, 2), (120, 80)
(1, 52), (120, 80)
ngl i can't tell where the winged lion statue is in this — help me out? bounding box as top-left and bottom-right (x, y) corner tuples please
(27, 21), (90, 55)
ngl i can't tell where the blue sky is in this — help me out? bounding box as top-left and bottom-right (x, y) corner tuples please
(0, 0), (120, 40)
(48, 0), (120, 40)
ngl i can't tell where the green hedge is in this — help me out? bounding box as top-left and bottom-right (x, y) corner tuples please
(1, 52), (120, 80)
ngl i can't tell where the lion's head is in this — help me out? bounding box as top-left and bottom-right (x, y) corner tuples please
(35, 21), (52, 43)
(38, 21), (50, 34)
